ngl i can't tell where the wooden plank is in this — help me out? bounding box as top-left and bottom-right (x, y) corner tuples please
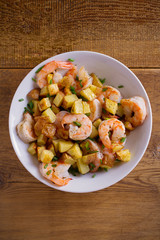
(0, 69), (160, 240)
(0, 0), (160, 68)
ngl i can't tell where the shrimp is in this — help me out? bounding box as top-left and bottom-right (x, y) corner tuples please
(98, 118), (126, 149)
(54, 111), (69, 139)
(17, 112), (37, 143)
(98, 86), (122, 104)
(80, 139), (103, 172)
(121, 96), (147, 127)
(61, 114), (92, 140)
(76, 66), (93, 92)
(40, 161), (72, 186)
(101, 147), (116, 168)
(89, 99), (102, 122)
(36, 61), (74, 88)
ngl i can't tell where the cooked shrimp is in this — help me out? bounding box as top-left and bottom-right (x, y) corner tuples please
(76, 66), (93, 92)
(34, 116), (49, 136)
(54, 111), (69, 128)
(36, 61), (74, 88)
(40, 161), (72, 186)
(54, 111), (69, 139)
(89, 99), (102, 122)
(27, 88), (40, 100)
(61, 114), (92, 140)
(98, 86), (122, 104)
(81, 139), (103, 172)
(52, 71), (63, 83)
(101, 147), (116, 168)
(17, 112), (37, 143)
(98, 118), (126, 149)
(121, 96), (147, 127)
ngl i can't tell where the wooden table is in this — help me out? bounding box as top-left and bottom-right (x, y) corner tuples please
(0, 1), (160, 239)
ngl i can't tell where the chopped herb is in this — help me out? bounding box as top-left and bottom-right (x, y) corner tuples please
(108, 131), (111, 137)
(120, 137), (126, 143)
(104, 168), (108, 172)
(52, 156), (58, 161)
(92, 174), (96, 178)
(36, 65), (44, 73)
(85, 113), (90, 117)
(118, 103), (121, 106)
(44, 164), (48, 169)
(50, 79), (52, 84)
(100, 159), (103, 164)
(32, 78), (36, 82)
(103, 97), (105, 101)
(102, 108), (107, 114)
(70, 86), (76, 94)
(105, 118), (110, 120)
(88, 150), (99, 154)
(79, 96), (88, 102)
(46, 93), (51, 99)
(24, 107), (33, 115)
(27, 100), (33, 109)
(102, 144), (105, 149)
(85, 142), (90, 151)
(75, 75), (79, 81)
(18, 98), (24, 102)
(79, 80), (83, 88)
(52, 164), (57, 167)
(75, 140), (81, 144)
(68, 58), (74, 62)
(118, 85), (124, 88)
(46, 170), (52, 175)
(102, 88), (108, 92)
(90, 163), (95, 170)
(68, 166), (79, 176)
(73, 121), (81, 127)
(99, 78), (106, 84)
(115, 159), (121, 162)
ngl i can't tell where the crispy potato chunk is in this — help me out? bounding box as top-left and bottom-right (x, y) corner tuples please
(105, 98), (118, 115)
(77, 158), (90, 174)
(40, 150), (54, 163)
(53, 91), (64, 107)
(90, 73), (103, 88)
(116, 149), (131, 162)
(40, 86), (49, 97)
(27, 88), (40, 100)
(42, 108), (56, 123)
(27, 142), (37, 155)
(38, 98), (51, 111)
(80, 88), (96, 101)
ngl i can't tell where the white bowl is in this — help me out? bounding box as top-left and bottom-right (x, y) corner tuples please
(9, 51), (152, 193)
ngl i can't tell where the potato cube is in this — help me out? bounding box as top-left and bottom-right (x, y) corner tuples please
(67, 143), (82, 159)
(71, 99), (83, 114)
(82, 101), (91, 114)
(63, 94), (78, 109)
(48, 84), (59, 96)
(89, 125), (98, 138)
(80, 88), (96, 101)
(47, 73), (53, 84)
(32, 100), (41, 116)
(53, 92), (64, 107)
(89, 85), (102, 96)
(51, 103), (60, 114)
(37, 146), (45, 161)
(40, 86), (49, 97)
(93, 118), (102, 129)
(47, 144), (56, 155)
(116, 104), (124, 117)
(90, 73), (103, 88)
(59, 153), (76, 165)
(37, 134), (47, 146)
(116, 149), (131, 162)
(105, 98), (118, 115)
(82, 153), (98, 164)
(40, 150), (54, 163)
(112, 144), (124, 153)
(27, 142), (37, 155)
(89, 84), (97, 93)
(77, 158), (90, 174)
(42, 108), (56, 123)
(64, 87), (72, 95)
(52, 139), (61, 152)
(58, 140), (74, 153)
(124, 121), (134, 131)
(38, 98), (51, 111)
(27, 88), (40, 100)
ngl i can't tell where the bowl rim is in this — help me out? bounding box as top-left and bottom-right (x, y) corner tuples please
(8, 50), (152, 193)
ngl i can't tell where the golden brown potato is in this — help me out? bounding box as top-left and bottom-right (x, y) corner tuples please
(27, 88), (40, 100)
(42, 123), (56, 139)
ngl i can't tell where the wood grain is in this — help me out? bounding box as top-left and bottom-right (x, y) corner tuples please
(0, 0), (160, 68)
(0, 69), (159, 240)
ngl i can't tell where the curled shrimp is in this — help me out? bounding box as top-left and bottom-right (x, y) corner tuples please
(89, 99), (102, 122)
(40, 161), (72, 186)
(76, 66), (93, 92)
(36, 61), (74, 88)
(98, 86), (122, 104)
(121, 96), (147, 127)
(54, 111), (69, 139)
(61, 114), (92, 140)
(81, 139), (103, 172)
(98, 118), (126, 149)
(101, 147), (116, 168)
(17, 112), (37, 143)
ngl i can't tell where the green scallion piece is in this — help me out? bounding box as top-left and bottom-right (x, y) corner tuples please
(90, 163), (95, 170)
(102, 88), (108, 92)
(79, 80), (83, 88)
(100, 159), (103, 164)
(104, 168), (108, 172)
(27, 100), (33, 109)
(118, 85), (124, 88)
(32, 78), (36, 82)
(92, 174), (96, 178)
(52, 164), (57, 167)
(102, 144), (105, 149)
(85, 113), (90, 117)
(85, 142), (90, 151)
(118, 103), (121, 106)
(46, 170), (52, 175)
(73, 121), (81, 127)
(99, 78), (106, 84)
(102, 108), (107, 114)
(18, 98), (24, 102)
(115, 159), (121, 162)
(50, 79), (52, 84)
(68, 58), (74, 62)
(88, 150), (99, 154)
(36, 65), (44, 73)
(52, 156), (58, 161)
(44, 164), (48, 169)
(120, 137), (126, 143)
(75, 75), (79, 81)
(70, 86), (76, 94)
(108, 131), (111, 137)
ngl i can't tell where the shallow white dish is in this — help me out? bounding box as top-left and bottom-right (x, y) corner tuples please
(9, 51), (152, 193)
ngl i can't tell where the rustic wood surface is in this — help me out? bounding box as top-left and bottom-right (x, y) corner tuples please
(0, 1), (160, 240)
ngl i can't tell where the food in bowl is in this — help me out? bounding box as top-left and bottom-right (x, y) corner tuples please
(16, 59), (147, 187)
